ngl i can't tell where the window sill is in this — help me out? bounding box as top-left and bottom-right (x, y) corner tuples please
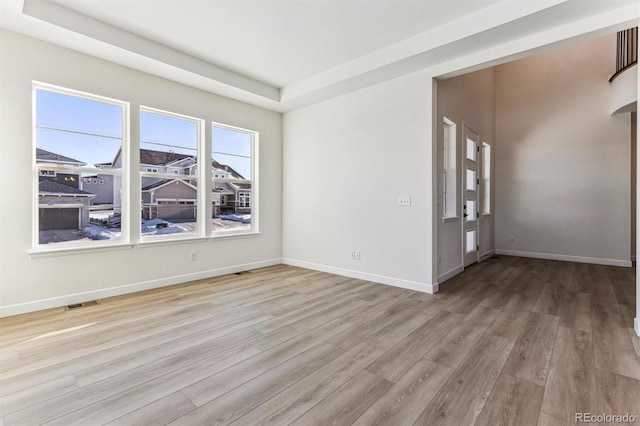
(211, 231), (261, 240)
(137, 235), (209, 247)
(443, 217), (459, 223)
(29, 231), (262, 257)
(29, 243), (134, 258)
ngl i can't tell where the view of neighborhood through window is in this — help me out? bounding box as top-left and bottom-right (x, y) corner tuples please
(35, 86), (125, 246)
(139, 109), (200, 238)
(212, 125), (254, 234)
(34, 83), (259, 250)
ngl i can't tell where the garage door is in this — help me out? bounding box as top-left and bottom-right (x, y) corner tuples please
(157, 203), (196, 220)
(39, 208), (79, 230)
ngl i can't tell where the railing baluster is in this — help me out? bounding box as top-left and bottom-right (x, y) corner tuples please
(610, 27), (638, 82)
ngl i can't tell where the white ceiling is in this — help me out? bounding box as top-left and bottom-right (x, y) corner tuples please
(0, 0), (638, 112)
(50, 0), (502, 88)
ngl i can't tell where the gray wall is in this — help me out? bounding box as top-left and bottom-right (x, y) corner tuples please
(495, 34), (631, 265)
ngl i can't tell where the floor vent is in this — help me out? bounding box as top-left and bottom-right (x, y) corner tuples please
(65, 300), (99, 310)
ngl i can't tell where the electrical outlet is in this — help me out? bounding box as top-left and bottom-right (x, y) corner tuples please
(190, 252), (197, 261)
(510, 236), (515, 244)
(354, 250), (361, 260)
(438, 253), (442, 264)
(398, 196), (411, 206)
(350, 249), (355, 260)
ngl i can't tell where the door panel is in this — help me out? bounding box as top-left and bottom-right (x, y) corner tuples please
(463, 127), (479, 267)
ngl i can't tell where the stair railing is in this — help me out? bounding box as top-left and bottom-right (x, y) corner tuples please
(610, 27), (638, 82)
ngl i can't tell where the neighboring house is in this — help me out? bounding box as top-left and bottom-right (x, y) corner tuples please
(211, 159), (252, 216)
(37, 148), (95, 230)
(108, 148), (252, 220)
(81, 174), (114, 205)
(142, 179), (197, 220)
(37, 148), (84, 189)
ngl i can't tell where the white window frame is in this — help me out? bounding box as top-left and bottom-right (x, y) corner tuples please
(30, 82), (262, 255)
(139, 106), (205, 242)
(212, 122), (259, 236)
(32, 82), (130, 252)
(443, 117), (457, 220)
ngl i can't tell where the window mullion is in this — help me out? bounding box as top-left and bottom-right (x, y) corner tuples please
(202, 121), (213, 237)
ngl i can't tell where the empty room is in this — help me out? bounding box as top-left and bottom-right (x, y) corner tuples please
(1, 0), (639, 425)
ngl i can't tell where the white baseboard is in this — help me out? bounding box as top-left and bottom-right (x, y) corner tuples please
(437, 265), (464, 284)
(635, 317), (640, 337)
(282, 258), (438, 294)
(480, 249), (495, 260)
(0, 258), (283, 318)
(494, 249), (632, 268)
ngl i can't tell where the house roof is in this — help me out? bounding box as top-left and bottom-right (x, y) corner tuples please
(213, 181), (235, 194)
(140, 149), (193, 166)
(36, 148), (86, 166)
(142, 179), (172, 191)
(212, 159), (245, 180)
(39, 180), (94, 196)
(142, 178), (198, 192)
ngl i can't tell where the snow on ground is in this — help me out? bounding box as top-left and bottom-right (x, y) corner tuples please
(82, 225), (121, 240)
(42, 216), (251, 244)
(219, 214), (251, 224)
(141, 219), (189, 235)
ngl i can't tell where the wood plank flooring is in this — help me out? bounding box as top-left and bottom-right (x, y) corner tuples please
(1, 256), (639, 425)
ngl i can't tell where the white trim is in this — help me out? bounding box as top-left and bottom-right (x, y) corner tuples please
(0, 258), (282, 318)
(495, 249), (632, 267)
(282, 258), (438, 294)
(480, 249), (495, 260)
(29, 243), (134, 258)
(437, 265), (464, 284)
(635, 317), (639, 337)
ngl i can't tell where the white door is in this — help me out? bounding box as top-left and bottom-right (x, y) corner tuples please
(463, 127), (479, 267)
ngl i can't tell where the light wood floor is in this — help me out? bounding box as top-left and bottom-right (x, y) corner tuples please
(1, 256), (639, 425)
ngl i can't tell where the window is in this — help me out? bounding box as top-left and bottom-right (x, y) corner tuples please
(212, 124), (257, 234)
(32, 82), (257, 251)
(34, 83), (127, 248)
(239, 192), (251, 208)
(465, 199), (476, 222)
(466, 168), (476, 191)
(443, 117), (457, 219)
(466, 230), (476, 254)
(466, 137), (476, 161)
(140, 108), (202, 239)
(482, 143), (491, 214)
